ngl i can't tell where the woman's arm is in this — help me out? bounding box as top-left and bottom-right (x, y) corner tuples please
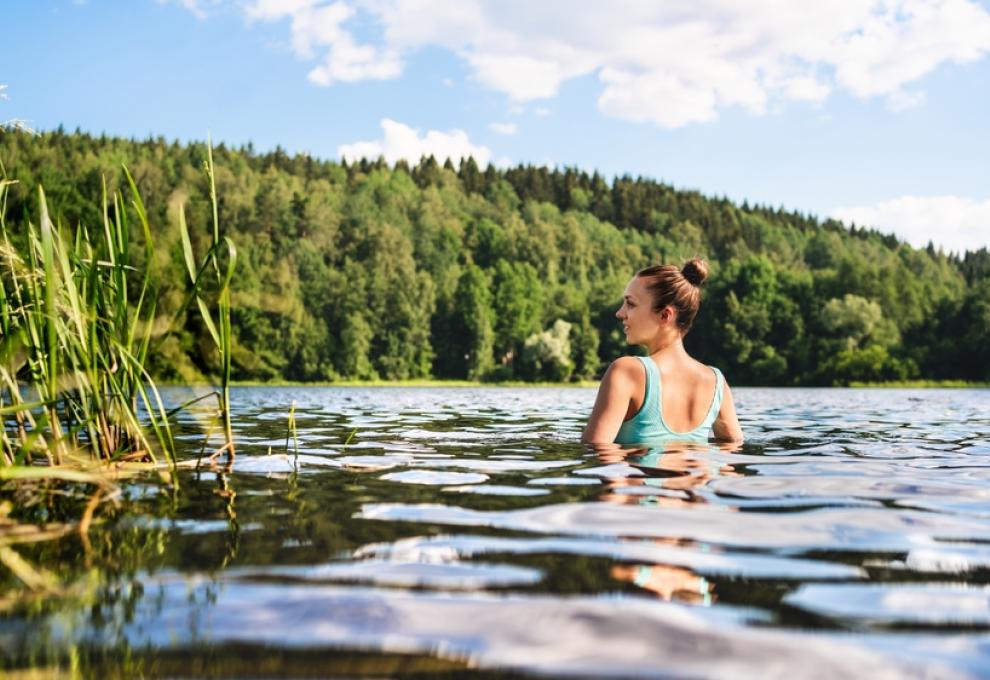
(582, 357), (639, 443)
(712, 381), (743, 444)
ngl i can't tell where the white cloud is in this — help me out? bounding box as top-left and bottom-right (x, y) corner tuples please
(184, 0), (990, 128)
(488, 122), (517, 136)
(831, 195), (990, 254)
(885, 89), (927, 111)
(0, 85), (34, 133)
(246, 1), (351, 59)
(830, 0), (990, 97)
(467, 54), (573, 101)
(534, 107), (552, 117)
(778, 76), (831, 104)
(306, 39), (403, 85)
(245, 0), (402, 85)
(338, 118), (492, 166)
(370, 0), (990, 126)
(598, 67), (720, 128)
(156, 0), (220, 20)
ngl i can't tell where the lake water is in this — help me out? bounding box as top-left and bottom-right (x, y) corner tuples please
(4, 386), (990, 678)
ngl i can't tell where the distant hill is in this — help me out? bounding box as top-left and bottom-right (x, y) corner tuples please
(2, 129), (987, 384)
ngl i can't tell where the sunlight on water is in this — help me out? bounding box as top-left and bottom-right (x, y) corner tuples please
(4, 386), (990, 678)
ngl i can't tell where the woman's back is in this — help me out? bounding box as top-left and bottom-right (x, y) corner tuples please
(655, 356), (720, 433)
(614, 356), (723, 444)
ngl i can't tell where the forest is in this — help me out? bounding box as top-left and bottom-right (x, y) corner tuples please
(1, 128), (987, 386)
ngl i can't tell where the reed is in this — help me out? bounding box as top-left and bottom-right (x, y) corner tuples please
(0, 147), (237, 598)
(0, 175), (175, 471)
(285, 400), (298, 455)
(176, 143), (237, 462)
(0, 145), (236, 477)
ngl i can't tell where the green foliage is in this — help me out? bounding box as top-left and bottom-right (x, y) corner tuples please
(823, 344), (916, 386)
(492, 260), (542, 364)
(1, 129), (986, 384)
(821, 294), (899, 351)
(340, 311), (376, 380)
(950, 279), (990, 381)
(450, 264), (495, 380)
(701, 256), (805, 385)
(520, 319), (574, 382)
(569, 313), (601, 380)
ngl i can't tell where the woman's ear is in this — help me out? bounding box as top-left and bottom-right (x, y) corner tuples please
(660, 306), (675, 323)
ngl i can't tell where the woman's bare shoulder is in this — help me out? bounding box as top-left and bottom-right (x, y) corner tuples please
(600, 356), (643, 386)
(610, 355), (642, 371)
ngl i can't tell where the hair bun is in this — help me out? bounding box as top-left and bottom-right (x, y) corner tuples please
(681, 258), (709, 286)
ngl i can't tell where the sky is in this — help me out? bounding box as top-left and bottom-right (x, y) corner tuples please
(3, 0), (990, 254)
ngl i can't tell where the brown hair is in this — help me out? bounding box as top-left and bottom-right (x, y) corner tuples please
(636, 258), (710, 333)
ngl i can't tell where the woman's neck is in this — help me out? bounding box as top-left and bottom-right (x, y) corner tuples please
(644, 333), (685, 358)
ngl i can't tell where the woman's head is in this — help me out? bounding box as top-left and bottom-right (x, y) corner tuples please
(634, 258), (709, 335)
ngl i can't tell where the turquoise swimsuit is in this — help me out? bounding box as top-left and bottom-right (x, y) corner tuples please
(614, 356), (724, 445)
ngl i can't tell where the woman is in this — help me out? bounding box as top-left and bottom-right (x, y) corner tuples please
(582, 259), (743, 445)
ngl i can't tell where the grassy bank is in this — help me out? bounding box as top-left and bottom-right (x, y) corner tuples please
(215, 377), (988, 389)
(848, 379), (990, 388)
(204, 377), (990, 389)
(219, 378), (602, 388)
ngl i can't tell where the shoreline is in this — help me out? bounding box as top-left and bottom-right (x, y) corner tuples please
(157, 379), (601, 388)
(847, 379), (990, 388)
(155, 379), (989, 389)
(228, 379), (599, 388)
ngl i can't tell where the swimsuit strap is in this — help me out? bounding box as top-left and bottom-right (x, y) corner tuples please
(704, 366), (725, 426)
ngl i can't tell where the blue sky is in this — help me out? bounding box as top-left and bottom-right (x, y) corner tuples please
(3, 0), (990, 253)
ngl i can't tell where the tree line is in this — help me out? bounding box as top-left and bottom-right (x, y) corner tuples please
(1, 128), (987, 385)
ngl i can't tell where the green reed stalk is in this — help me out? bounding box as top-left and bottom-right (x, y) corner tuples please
(285, 400), (298, 456)
(177, 141), (236, 456)
(210, 143), (236, 453)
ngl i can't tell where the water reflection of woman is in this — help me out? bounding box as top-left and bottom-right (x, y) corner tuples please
(582, 259), (743, 445)
(600, 444), (732, 606)
(611, 562), (715, 605)
(600, 444), (737, 507)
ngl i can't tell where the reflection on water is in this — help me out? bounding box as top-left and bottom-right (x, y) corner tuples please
(3, 386), (990, 678)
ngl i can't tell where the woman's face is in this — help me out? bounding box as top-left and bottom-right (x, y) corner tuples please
(616, 277), (663, 345)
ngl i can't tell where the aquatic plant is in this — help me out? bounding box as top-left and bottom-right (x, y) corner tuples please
(0, 145), (235, 466)
(177, 143), (237, 461)
(0, 145), (236, 592)
(0, 148), (235, 507)
(0, 172), (177, 470)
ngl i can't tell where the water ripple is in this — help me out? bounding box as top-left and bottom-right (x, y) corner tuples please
(357, 501), (990, 551)
(10, 385), (990, 677)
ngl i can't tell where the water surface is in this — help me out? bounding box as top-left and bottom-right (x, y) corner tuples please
(3, 386), (990, 678)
